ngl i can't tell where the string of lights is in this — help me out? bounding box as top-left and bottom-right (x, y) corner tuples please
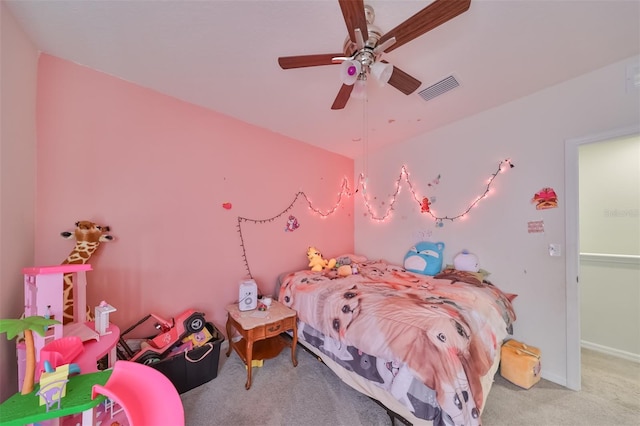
(428, 159), (514, 226)
(357, 165), (420, 222)
(358, 159), (514, 223)
(235, 159), (513, 276)
(236, 178), (353, 277)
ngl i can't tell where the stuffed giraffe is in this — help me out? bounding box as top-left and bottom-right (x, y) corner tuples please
(60, 221), (114, 324)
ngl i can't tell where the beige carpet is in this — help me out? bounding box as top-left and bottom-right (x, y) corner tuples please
(181, 343), (640, 426)
(483, 348), (640, 425)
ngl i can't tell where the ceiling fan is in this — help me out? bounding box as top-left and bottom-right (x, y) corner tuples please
(278, 0), (471, 110)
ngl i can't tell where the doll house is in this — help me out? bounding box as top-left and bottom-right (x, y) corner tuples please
(19, 264), (119, 389)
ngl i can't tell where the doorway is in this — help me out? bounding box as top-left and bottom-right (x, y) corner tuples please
(564, 124), (640, 390)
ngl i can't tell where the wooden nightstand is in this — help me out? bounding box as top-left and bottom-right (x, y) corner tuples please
(225, 299), (298, 389)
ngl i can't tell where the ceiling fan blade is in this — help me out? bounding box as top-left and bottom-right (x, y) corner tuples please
(331, 84), (354, 110)
(385, 63), (422, 95)
(379, 0), (471, 53)
(278, 53), (345, 69)
(339, 0), (368, 44)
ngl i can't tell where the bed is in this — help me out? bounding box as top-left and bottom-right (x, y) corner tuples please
(276, 257), (516, 426)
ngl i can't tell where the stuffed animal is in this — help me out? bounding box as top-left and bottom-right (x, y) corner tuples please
(307, 246), (337, 272)
(335, 256), (354, 277)
(336, 265), (352, 277)
(403, 241), (445, 276)
(453, 249), (480, 272)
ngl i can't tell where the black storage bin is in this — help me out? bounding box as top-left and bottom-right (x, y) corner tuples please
(150, 322), (224, 393)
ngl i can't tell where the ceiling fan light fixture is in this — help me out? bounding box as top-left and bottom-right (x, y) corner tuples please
(370, 62), (393, 86)
(340, 59), (362, 85)
(279, 1), (471, 110)
(350, 76), (367, 100)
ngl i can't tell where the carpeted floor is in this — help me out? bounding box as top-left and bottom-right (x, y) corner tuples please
(180, 341), (640, 426)
(482, 348), (640, 426)
(181, 340), (390, 426)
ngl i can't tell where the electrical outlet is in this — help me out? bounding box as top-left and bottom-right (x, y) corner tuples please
(549, 243), (562, 257)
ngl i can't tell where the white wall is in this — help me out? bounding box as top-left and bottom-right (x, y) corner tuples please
(354, 55), (640, 386)
(579, 135), (639, 360)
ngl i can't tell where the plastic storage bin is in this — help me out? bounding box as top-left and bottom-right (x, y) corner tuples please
(150, 322), (224, 393)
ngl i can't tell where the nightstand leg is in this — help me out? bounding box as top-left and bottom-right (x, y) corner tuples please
(245, 340), (253, 390)
(225, 316), (232, 357)
(291, 321), (298, 367)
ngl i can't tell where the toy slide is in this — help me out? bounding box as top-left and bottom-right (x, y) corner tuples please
(91, 360), (184, 426)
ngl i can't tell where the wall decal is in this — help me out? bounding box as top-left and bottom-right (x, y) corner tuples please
(285, 215), (300, 232)
(421, 197), (431, 213)
(532, 187), (558, 210)
(528, 220), (545, 233)
(412, 229), (434, 242)
(427, 174), (441, 187)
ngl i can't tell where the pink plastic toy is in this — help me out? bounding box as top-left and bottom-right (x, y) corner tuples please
(35, 378), (70, 412)
(119, 309), (205, 365)
(39, 335), (84, 374)
(91, 360), (184, 426)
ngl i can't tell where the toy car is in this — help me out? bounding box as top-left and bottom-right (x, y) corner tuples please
(117, 309), (206, 365)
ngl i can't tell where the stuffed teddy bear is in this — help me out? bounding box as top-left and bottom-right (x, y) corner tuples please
(403, 241), (445, 276)
(307, 246), (337, 272)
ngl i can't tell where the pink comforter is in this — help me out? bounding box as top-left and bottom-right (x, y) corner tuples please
(278, 260), (516, 426)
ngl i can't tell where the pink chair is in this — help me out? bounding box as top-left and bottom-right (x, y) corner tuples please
(39, 336), (84, 374)
(91, 360), (184, 426)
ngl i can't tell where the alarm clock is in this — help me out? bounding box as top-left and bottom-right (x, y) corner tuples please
(239, 280), (258, 311)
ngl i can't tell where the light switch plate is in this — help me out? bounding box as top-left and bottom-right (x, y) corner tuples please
(549, 243), (562, 257)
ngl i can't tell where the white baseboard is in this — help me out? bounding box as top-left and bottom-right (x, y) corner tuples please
(540, 342), (639, 390)
(581, 340), (640, 363)
(540, 370), (566, 387)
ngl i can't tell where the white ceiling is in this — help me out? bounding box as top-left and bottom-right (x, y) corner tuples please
(5, 0), (640, 159)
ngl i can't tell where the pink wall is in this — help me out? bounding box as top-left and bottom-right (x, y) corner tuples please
(0, 2), (39, 402)
(35, 54), (354, 333)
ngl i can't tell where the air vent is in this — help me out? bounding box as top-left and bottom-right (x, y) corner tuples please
(418, 75), (460, 102)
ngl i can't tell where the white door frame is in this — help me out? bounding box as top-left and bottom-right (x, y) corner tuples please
(564, 124), (640, 391)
